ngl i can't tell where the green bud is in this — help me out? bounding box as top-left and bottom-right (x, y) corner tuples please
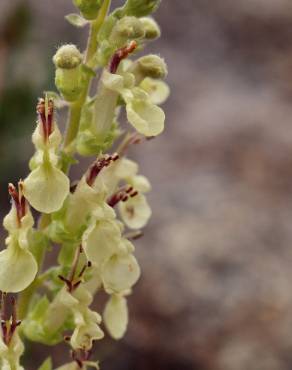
(140, 17), (161, 39)
(73, 0), (103, 20)
(55, 68), (84, 101)
(122, 0), (161, 17)
(53, 45), (85, 101)
(129, 54), (167, 83)
(53, 44), (82, 69)
(110, 16), (145, 47)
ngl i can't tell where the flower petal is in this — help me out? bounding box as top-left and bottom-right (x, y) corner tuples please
(102, 253), (140, 294)
(126, 99), (165, 136)
(70, 322), (104, 350)
(103, 295), (128, 340)
(119, 194), (151, 229)
(0, 241), (37, 292)
(130, 175), (151, 193)
(23, 163), (70, 214)
(140, 77), (170, 105)
(83, 220), (121, 268)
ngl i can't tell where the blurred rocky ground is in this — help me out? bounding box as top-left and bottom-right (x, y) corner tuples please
(2, 0), (292, 369)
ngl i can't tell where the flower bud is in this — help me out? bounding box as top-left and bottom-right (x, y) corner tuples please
(129, 54), (167, 83)
(122, 0), (161, 17)
(53, 45), (84, 102)
(53, 44), (82, 69)
(109, 16), (145, 47)
(73, 0), (103, 20)
(140, 17), (161, 40)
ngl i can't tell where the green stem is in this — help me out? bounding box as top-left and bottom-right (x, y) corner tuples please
(63, 0), (112, 163)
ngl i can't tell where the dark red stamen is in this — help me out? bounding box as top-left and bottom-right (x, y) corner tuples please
(58, 246), (91, 293)
(36, 98), (54, 142)
(109, 40), (137, 74)
(8, 182), (27, 225)
(107, 186), (138, 207)
(86, 153), (119, 187)
(0, 293), (21, 346)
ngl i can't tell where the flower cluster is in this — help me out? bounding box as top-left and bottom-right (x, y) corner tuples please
(0, 0), (168, 368)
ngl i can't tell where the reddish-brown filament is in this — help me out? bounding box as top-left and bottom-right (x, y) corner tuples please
(109, 40), (138, 74)
(0, 293), (21, 346)
(36, 98), (54, 142)
(107, 186), (138, 208)
(86, 153), (119, 187)
(8, 182), (27, 226)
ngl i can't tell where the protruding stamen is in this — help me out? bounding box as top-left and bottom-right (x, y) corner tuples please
(109, 40), (138, 74)
(58, 245), (91, 293)
(107, 186), (138, 207)
(78, 261), (92, 278)
(37, 97), (54, 142)
(9, 297), (21, 338)
(86, 153), (119, 187)
(0, 294), (21, 346)
(8, 181), (27, 225)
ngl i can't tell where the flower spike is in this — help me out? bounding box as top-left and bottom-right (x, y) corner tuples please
(0, 0), (168, 365)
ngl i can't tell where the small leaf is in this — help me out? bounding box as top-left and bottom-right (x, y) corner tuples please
(65, 13), (89, 28)
(38, 357), (52, 370)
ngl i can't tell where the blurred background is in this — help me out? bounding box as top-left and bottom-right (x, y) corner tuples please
(2, 0), (292, 369)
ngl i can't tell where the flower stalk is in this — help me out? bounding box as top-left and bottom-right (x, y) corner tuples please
(0, 0), (169, 368)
